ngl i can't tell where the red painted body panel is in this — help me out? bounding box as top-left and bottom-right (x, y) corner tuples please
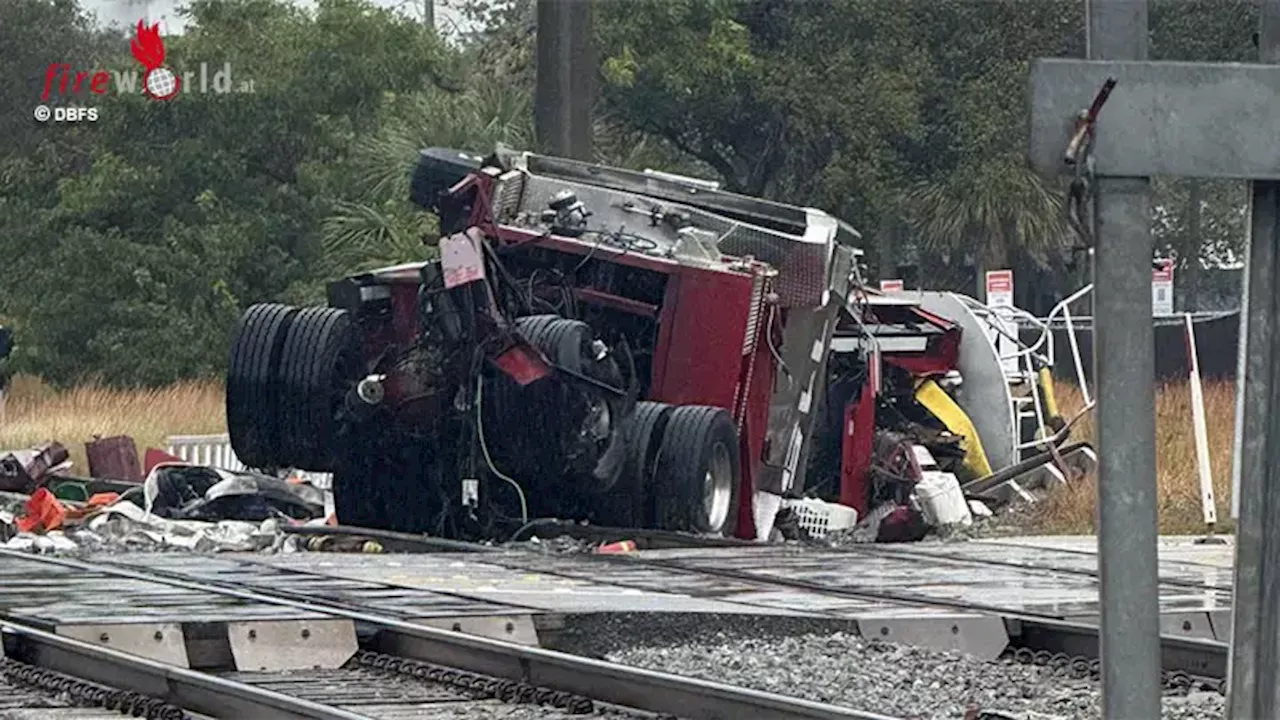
(648, 268), (755, 408)
(733, 331), (775, 538)
(882, 326), (962, 376)
(839, 380), (877, 516)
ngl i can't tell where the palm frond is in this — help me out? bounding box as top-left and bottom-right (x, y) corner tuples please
(320, 75), (533, 269)
(320, 199), (435, 274)
(901, 154), (1070, 265)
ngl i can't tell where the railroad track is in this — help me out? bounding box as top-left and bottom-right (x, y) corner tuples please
(291, 521), (1232, 595)
(211, 525), (1236, 687)
(1, 617), (360, 720)
(455, 543), (1230, 682)
(271, 528), (1231, 687)
(373, 517), (1232, 594)
(1, 618), (644, 720)
(0, 548), (899, 720)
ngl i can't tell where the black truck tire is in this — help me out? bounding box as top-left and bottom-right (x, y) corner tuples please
(653, 405), (741, 536)
(514, 314), (561, 349)
(227, 303), (298, 470)
(277, 307), (360, 472)
(593, 400), (672, 526)
(516, 315), (591, 371)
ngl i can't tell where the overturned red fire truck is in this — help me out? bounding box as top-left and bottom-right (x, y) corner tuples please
(225, 147), (1088, 541)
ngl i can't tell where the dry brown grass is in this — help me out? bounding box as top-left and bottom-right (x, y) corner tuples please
(0, 372), (1240, 535)
(1031, 379), (1238, 535)
(0, 374), (226, 475)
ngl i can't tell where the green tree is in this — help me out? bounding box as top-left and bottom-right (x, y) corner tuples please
(0, 0), (119, 160)
(0, 0), (459, 385)
(899, 0), (1082, 297)
(1149, 0), (1255, 310)
(594, 0), (935, 280)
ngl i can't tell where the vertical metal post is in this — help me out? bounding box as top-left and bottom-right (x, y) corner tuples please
(1227, 6), (1280, 716)
(566, 0), (595, 161)
(1085, 1), (1163, 718)
(535, 0), (594, 160)
(535, 0), (572, 156)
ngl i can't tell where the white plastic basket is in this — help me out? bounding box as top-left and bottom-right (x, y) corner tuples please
(783, 497), (860, 539)
(165, 434), (333, 489)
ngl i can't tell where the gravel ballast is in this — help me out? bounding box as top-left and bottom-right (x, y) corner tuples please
(597, 626), (1224, 720)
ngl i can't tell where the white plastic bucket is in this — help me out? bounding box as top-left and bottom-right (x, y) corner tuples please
(915, 471), (973, 527)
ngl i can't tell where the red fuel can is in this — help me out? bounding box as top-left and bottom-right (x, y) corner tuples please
(85, 435), (142, 482)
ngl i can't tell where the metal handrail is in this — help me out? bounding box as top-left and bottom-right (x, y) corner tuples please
(957, 284), (1096, 463)
(956, 296), (1051, 369)
(1041, 284), (1094, 404)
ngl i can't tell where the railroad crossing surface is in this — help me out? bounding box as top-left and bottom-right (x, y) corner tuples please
(0, 537), (1235, 719)
(2, 535), (1233, 664)
(225, 535), (1235, 648)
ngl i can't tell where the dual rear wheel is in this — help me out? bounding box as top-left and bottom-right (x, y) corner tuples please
(226, 305), (744, 537)
(226, 303), (359, 473)
(610, 402), (741, 537)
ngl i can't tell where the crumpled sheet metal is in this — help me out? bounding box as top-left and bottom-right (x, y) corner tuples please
(0, 443), (71, 493)
(139, 463), (325, 522)
(81, 500), (284, 553)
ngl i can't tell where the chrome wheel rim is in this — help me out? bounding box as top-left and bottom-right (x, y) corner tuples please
(703, 442), (733, 533)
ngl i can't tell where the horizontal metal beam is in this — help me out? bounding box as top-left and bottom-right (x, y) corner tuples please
(1013, 616), (1229, 679)
(3, 620), (362, 720)
(0, 550), (896, 720)
(1029, 58), (1280, 179)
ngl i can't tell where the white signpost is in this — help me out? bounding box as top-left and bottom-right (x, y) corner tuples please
(1152, 258), (1174, 315)
(879, 279), (904, 292)
(985, 270), (1019, 374)
(1182, 313), (1219, 533)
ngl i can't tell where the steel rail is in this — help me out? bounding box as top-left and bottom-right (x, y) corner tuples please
(618, 553), (1230, 678)
(444, 546), (1230, 680)
(1, 618), (366, 720)
(0, 549), (900, 720)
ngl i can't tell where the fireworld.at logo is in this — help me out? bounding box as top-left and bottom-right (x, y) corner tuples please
(40, 20), (255, 102)
(132, 20), (179, 100)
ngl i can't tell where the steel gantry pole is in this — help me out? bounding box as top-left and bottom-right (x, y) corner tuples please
(535, 0), (594, 161)
(1084, 1), (1164, 718)
(1226, 4), (1280, 718)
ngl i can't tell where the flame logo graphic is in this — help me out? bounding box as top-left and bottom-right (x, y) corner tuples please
(130, 20), (180, 100)
(130, 20), (166, 70)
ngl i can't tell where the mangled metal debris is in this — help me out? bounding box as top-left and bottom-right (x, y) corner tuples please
(0, 443), (70, 494)
(213, 145), (1095, 546)
(0, 434), (335, 554)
